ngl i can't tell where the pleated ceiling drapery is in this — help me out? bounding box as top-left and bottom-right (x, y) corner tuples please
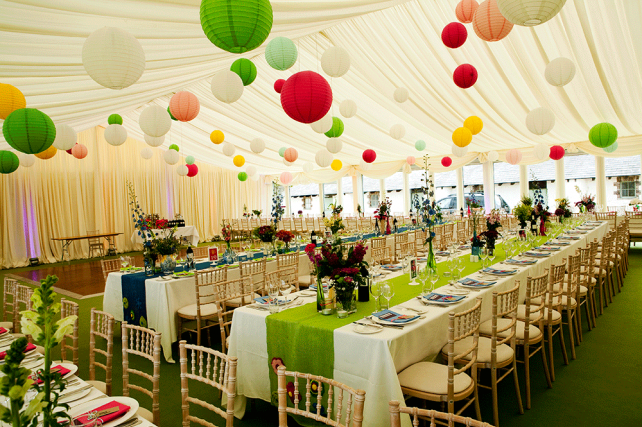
(0, 127), (263, 268)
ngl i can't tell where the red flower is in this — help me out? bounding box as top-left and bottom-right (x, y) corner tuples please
(305, 243), (316, 254)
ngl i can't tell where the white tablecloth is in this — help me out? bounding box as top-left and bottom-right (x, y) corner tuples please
(227, 222), (608, 426)
(130, 225), (200, 247)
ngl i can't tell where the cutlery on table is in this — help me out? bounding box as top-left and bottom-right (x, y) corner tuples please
(365, 316), (405, 329)
(60, 384), (93, 399)
(115, 417), (142, 427)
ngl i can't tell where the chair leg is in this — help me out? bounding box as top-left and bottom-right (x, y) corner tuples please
(576, 304), (583, 343)
(598, 276), (606, 313)
(512, 359), (524, 416)
(539, 342), (553, 390)
(547, 325), (556, 382)
(565, 309), (576, 360)
(523, 344), (532, 410)
(491, 366), (499, 427)
(557, 324), (569, 365)
(473, 367), (481, 421)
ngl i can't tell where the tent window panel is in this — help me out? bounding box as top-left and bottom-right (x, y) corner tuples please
(369, 192), (379, 208)
(303, 197), (312, 210)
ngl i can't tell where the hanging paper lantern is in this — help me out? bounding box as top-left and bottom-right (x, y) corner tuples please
(53, 124), (77, 150)
(167, 107), (178, 121)
(589, 123), (618, 148)
(200, 0), (273, 54)
(139, 105), (171, 137)
(390, 124), (406, 140)
(274, 79), (285, 93)
(177, 165), (189, 176)
(164, 149), (180, 165)
(246, 165), (257, 176)
(108, 114), (122, 125)
(19, 153), (35, 168)
(238, 171), (248, 181)
(452, 145), (469, 157)
(210, 130), (225, 145)
(0, 84), (26, 120)
(549, 145), (565, 160)
(186, 155), (195, 165)
(72, 144), (87, 159)
(339, 100), (357, 118)
(3, 108), (56, 154)
(283, 158), (294, 167)
(169, 144), (179, 152)
(321, 46), (351, 78)
(452, 127), (473, 147)
(393, 87), (409, 103)
(505, 148), (522, 165)
(104, 124), (128, 146)
(265, 37), (298, 71)
(279, 171), (292, 185)
(534, 143), (549, 160)
(222, 142), (236, 157)
(603, 141), (618, 153)
(66, 146), (75, 155)
(141, 147), (153, 160)
(472, 0), (514, 42)
(441, 157), (453, 167)
(325, 138), (342, 154)
(283, 148), (298, 162)
(250, 138), (265, 153)
(362, 149), (376, 163)
(145, 134), (164, 147)
(231, 58), (257, 86)
(545, 57), (576, 87)
(488, 150), (499, 162)
(187, 164), (198, 177)
(406, 156), (416, 166)
(278, 147), (286, 157)
(315, 149), (333, 168)
(250, 173), (260, 181)
(359, 159), (371, 171)
(456, 0), (479, 23)
(0, 151), (19, 174)
(302, 162), (313, 173)
(310, 113), (333, 134)
(453, 64), (478, 89)
(233, 155), (245, 167)
(211, 70), (244, 103)
(169, 91), (200, 122)
(331, 159), (343, 171)
(35, 145), (57, 160)
(442, 23), (468, 49)
(463, 116), (483, 135)
(280, 71), (332, 124)
(415, 140), (426, 151)
(82, 27), (145, 90)
(496, 0), (567, 26)
(325, 117), (344, 138)
(526, 107), (555, 135)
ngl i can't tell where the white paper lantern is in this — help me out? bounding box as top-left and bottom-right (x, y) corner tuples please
(321, 46), (350, 78)
(326, 138), (343, 154)
(496, 0), (567, 26)
(144, 134), (164, 147)
(526, 107), (555, 135)
(163, 149), (179, 165)
(505, 148), (522, 165)
(53, 124), (77, 150)
(534, 142), (549, 160)
(545, 57), (576, 87)
(603, 141), (618, 153)
(302, 162), (313, 173)
(359, 159), (371, 171)
(452, 145), (468, 158)
(211, 70), (244, 103)
(310, 113), (333, 134)
(139, 105), (171, 137)
(222, 142), (236, 157)
(283, 158), (293, 167)
(250, 173), (260, 181)
(488, 150), (499, 162)
(393, 87), (409, 103)
(19, 153), (36, 168)
(140, 147), (153, 160)
(246, 165), (257, 177)
(315, 149), (333, 168)
(390, 124), (406, 140)
(176, 164), (189, 176)
(82, 27), (145, 90)
(104, 124), (128, 146)
(250, 138), (266, 154)
(339, 100), (357, 118)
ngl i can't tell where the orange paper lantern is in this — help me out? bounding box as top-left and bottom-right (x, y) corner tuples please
(473, 0), (514, 42)
(35, 145), (57, 160)
(72, 143), (88, 159)
(169, 91), (200, 122)
(456, 0), (479, 23)
(284, 147), (298, 162)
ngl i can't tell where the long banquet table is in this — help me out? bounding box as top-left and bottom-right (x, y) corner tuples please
(130, 225), (200, 247)
(227, 222), (608, 427)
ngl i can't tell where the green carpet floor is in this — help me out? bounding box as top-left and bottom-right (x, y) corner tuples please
(2, 248), (641, 426)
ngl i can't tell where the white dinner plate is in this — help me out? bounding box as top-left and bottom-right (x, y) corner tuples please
(371, 311), (421, 326)
(353, 323), (383, 334)
(300, 290), (317, 297)
(68, 396), (138, 427)
(58, 383), (93, 404)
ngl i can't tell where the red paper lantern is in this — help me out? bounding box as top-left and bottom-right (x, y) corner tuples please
(274, 79), (285, 93)
(456, 0), (479, 23)
(169, 91), (200, 122)
(549, 145), (565, 160)
(280, 71), (333, 124)
(442, 23), (468, 49)
(362, 149), (376, 163)
(187, 164), (198, 177)
(441, 156), (453, 167)
(454, 64), (478, 89)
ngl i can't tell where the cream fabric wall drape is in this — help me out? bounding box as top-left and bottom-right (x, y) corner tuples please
(0, 127), (263, 269)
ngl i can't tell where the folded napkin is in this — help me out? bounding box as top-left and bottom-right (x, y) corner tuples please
(372, 309), (419, 323)
(548, 241), (570, 246)
(173, 271), (195, 277)
(568, 230), (587, 234)
(423, 293), (466, 303)
(537, 246), (561, 251)
(435, 251), (450, 256)
(416, 257), (427, 262)
(523, 251), (550, 258)
(482, 267), (518, 275)
(381, 264), (403, 271)
(0, 327), (7, 335)
(31, 364), (72, 384)
(558, 236), (580, 240)
(505, 258), (536, 265)
(458, 278), (496, 287)
(120, 267), (143, 272)
(72, 401), (130, 425)
(308, 283), (329, 291)
(458, 245), (471, 250)
(254, 296), (292, 306)
(0, 343), (36, 360)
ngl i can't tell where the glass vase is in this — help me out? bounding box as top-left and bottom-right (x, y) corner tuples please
(336, 288), (357, 318)
(160, 254), (176, 275)
(427, 241), (437, 272)
(316, 277), (327, 313)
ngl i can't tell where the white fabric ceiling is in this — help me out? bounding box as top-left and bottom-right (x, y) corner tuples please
(1, 0), (642, 176)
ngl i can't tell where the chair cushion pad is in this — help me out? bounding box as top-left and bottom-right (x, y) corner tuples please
(441, 336), (514, 365)
(480, 318), (541, 341)
(398, 362), (473, 395)
(516, 304), (561, 322)
(177, 302), (218, 318)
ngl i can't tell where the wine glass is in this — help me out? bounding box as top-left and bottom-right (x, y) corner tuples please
(457, 256), (466, 277)
(479, 247), (488, 268)
(120, 256), (129, 271)
(488, 248), (496, 266)
(425, 269), (439, 295)
(370, 279), (382, 312)
(267, 282), (280, 314)
(381, 281), (395, 310)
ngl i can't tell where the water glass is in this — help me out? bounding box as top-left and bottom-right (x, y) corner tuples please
(381, 281), (394, 310)
(479, 248), (488, 268)
(370, 280), (382, 312)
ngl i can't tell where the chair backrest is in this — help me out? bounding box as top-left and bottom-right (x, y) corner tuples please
(87, 229), (102, 246)
(101, 259), (121, 281)
(598, 233), (613, 272)
(488, 283), (520, 366)
(388, 400), (493, 427)
(398, 241), (416, 259)
(523, 271), (549, 343)
(283, 219), (293, 232)
(595, 211), (617, 230)
(564, 253), (581, 302)
(192, 246), (209, 259)
(215, 277), (254, 353)
(122, 322), (162, 426)
(394, 233), (408, 246)
(371, 247), (390, 265)
(195, 268), (229, 319)
(60, 298), (79, 366)
(457, 228), (467, 244)
(239, 258), (267, 293)
(277, 253), (299, 270)
(179, 341), (237, 427)
(277, 366), (366, 427)
(305, 217), (316, 231)
(341, 241), (357, 258)
(547, 261), (567, 311)
(3, 278), (17, 323)
(89, 308), (114, 396)
(14, 284), (33, 333)
(293, 218), (306, 233)
(371, 237), (388, 250)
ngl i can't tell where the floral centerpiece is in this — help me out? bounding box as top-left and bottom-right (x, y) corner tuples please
(276, 230), (294, 251)
(470, 209), (484, 256)
(422, 204), (439, 272)
(221, 222), (233, 252)
(374, 198), (393, 234)
(533, 203), (552, 236)
(297, 210), (303, 217)
(513, 196), (533, 237)
(554, 198), (572, 222)
(253, 225), (276, 243)
(323, 214), (345, 235)
(330, 203), (343, 216)
(479, 210), (502, 252)
(252, 209), (262, 218)
(575, 195), (596, 212)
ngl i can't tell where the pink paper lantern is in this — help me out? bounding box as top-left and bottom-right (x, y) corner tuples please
(284, 147), (298, 162)
(453, 64), (478, 89)
(549, 145), (565, 160)
(280, 71), (333, 124)
(280, 171), (293, 185)
(169, 91), (200, 122)
(274, 79), (285, 93)
(362, 149), (376, 163)
(505, 148), (522, 165)
(406, 156), (416, 165)
(72, 143), (88, 159)
(456, 0), (479, 23)
(472, 0), (514, 42)
(187, 164), (198, 177)
(441, 156), (453, 167)
(442, 22), (468, 49)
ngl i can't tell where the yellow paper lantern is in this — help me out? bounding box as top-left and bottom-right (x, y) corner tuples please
(0, 84), (26, 120)
(452, 127), (473, 147)
(210, 130), (224, 144)
(233, 155), (245, 167)
(331, 159), (342, 171)
(34, 145), (57, 160)
(463, 116), (483, 135)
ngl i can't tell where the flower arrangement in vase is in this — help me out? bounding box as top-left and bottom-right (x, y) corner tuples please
(276, 230), (294, 252)
(323, 215), (345, 236)
(533, 203), (552, 236)
(221, 222), (233, 253)
(479, 210), (502, 253)
(252, 209), (262, 218)
(374, 198), (392, 234)
(554, 198), (572, 222)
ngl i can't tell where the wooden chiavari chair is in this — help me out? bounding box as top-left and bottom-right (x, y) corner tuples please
(593, 234), (614, 313)
(1, 278), (17, 332)
(457, 228), (467, 245)
(371, 247), (392, 266)
(627, 212), (642, 244)
(239, 258), (267, 299)
(87, 309), (114, 396)
(413, 230), (427, 256)
(179, 341), (237, 427)
(277, 253), (301, 292)
(282, 218), (294, 234)
(293, 217), (306, 235)
(13, 284), (33, 336)
(277, 365), (366, 427)
(341, 241), (357, 258)
(305, 217), (316, 233)
(572, 245), (595, 333)
(101, 259), (121, 281)
(122, 322), (162, 425)
(230, 219), (240, 239)
(388, 401), (494, 427)
(540, 262), (569, 381)
(595, 211), (617, 230)
(398, 241), (417, 259)
(398, 298), (483, 420)
(87, 229), (105, 258)
(59, 298), (79, 366)
(215, 277), (254, 354)
(393, 233), (408, 263)
(559, 254), (581, 357)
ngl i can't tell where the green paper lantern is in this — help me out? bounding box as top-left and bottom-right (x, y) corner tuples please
(108, 114), (123, 125)
(167, 106), (178, 121)
(200, 0), (273, 54)
(169, 144), (179, 152)
(238, 172), (248, 181)
(278, 147), (286, 157)
(603, 141), (618, 153)
(2, 108), (56, 154)
(0, 150), (19, 174)
(186, 155), (195, 165)
(589, 123), (617, 148)
(265, 37), (298, 71)
(415, 140), (426, 151)
(231, 58), (257, 86)
(324, 117), (344, 138)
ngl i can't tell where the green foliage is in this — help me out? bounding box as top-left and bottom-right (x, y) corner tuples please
(0, 338), (41, 427)
(513, 203), (533, 224)
(520, 195), (533, 206)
